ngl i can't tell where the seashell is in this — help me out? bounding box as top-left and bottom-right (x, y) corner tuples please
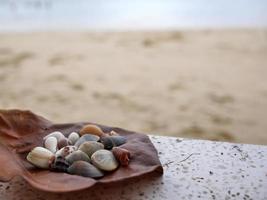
(79, 124), (105, 137)
(68, 161), (104, 178)
(112, 147), (131, 166)
(100, 136), (127, 150)
(91, 149), (119, 171)
(50, 155), (70, 172)
(68, 132), (80, 145)
(43, 131), (65, 142)
(44, 136), (58, 153)
(27, 147), (55, 169)
(75, 134), (100, 148)
(58, 137), (71, 149)
(55, 146), (77, 158)
(65, 150), (90, 165)
(78, 141), (104, 158)
(107, 130), (119, 136)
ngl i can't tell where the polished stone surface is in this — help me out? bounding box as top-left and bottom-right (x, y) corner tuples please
(0, 135), (266, 200)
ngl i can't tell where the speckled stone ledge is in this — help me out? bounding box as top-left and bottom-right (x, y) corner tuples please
(0, 136), (266, 200)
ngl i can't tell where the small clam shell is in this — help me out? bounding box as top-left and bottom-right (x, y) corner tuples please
(44, 136), (58, 153)
(78, 141), (104, 158)
(58, 137), (71, 149)
(108, 130), (119, 136)
(68, 132), (80, 145)
(112, 147), (131, 166)
(65, 150), (90, 165)
(79, 124), (105, 137)
(55, 146), (77, 158)
(27, 147), (55, 169)
(75, 134), (100, 147)
(91, 149), (119, 171)
(100, 136), (126, 150)
(50, 155), (70, 172)
(43, 131), (65, 142)
(68, 161), (104, 178)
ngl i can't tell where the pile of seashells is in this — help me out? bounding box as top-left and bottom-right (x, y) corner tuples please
(26, 124), (130, 178)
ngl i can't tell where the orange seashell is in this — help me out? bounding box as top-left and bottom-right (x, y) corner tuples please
(112, 147), (131, 166)
(79, 124), (105, 137)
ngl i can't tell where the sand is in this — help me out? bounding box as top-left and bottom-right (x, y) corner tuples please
(0, 29), (267, 145)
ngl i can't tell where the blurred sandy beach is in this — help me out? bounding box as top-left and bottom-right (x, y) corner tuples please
(0, 29), (267, 144)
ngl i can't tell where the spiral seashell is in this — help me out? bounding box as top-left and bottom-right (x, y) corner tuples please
(44, 136), (58, 153)
(43, 131), (66, 142)
(68, 132), (80, 145)
(27, 147), (55, 169)
(79, 124), (105, 137)
(112, 147), (131, 166)
(68, 161), (104, 178)
(65, 150), (90, 165)
(100, 136), (126, 150)
(58, 137), (71, 149)
(55, 146), (77, 158)
(50, 155), (70, 172)
(91, 149), (119, 171)
(78, 141), (104, 158)
(75, 134), (100, 148)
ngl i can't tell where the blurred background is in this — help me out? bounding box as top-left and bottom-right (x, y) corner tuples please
(0, 0), (267, 144)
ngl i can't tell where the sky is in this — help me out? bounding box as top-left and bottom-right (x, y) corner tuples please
(0, 0), (267, 31)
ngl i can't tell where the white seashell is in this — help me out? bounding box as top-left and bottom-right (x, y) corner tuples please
(44, 136), (58, 153)
(55, 145), (77, 157)
(91, 149), (119, 171)
(109, 130), (119, 136)
(68, 132), (80, 145)
(43, 131), (66, 142)
(26, 147), (55, 169)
